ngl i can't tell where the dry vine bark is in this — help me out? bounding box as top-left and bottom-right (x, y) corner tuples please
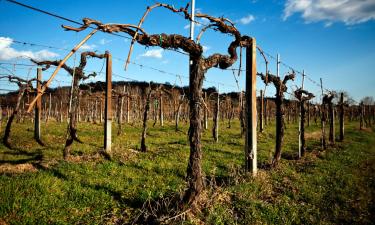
(174, 89), (186, 132)
(322, 94), (335, 146)
(294, 88), (314, 157)
(258, 71), (295, 166)
(36, 2), (254, 205)
(321, 93), (334, 149)
(0, 76), (35, 148)
(140, 84), (164, 152)
(113, 88), (130, 136)
(31, 51), (107, 159)
(212, 92), (219, 142)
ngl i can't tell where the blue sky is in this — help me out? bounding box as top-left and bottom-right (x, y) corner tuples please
(0, 0), (374, 103)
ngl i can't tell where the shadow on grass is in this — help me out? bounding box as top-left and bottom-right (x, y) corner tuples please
(0, 149), (43, 165)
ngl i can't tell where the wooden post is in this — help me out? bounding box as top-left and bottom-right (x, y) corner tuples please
(34, 68), (42, 141)
(298, 71), (305, 158)
(360, 102), (363, 130)
(117, 86), (125, 135)
(45, 92), (52, 123)
(339, 92), (344, 141)
(307, 101), (310, 127)
(320, 79), (326, 149)
(104, 52), (112, 157)
(245, 39), (257, 175)
(204, 92), (208, 130)
(214, 90), (219, 142)
(329, 100), (335, 145)
(259, 90), (264, 132)
(126, 95), (130, 124)
(0, 105), (2, 130)
(264, 98), (268, 126)
(159, 94), (164, 126)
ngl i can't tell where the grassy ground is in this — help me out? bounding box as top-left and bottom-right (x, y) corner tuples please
(0, 118), (374, 224)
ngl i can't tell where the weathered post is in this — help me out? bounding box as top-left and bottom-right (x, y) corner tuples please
(264, 98), (268, 126)
(34, 68), (42, 141)
(320, 79), (327, 149)
(159, 94), (164, 126)
(126, 92), (130, 124)
(203, 92), (208, 130)
(239, 91), (245, 136)
(307, 101), (310, 127)
(213, 90), (219, 142)
(339, 92), (344, 141)
(46, 92), (52, 123)
(117, 86), (125, 135)
(295, 89), (314, 158)
(104, 51), (112, 158)
(245, 39), (257, 175)
(298, 71), (305, 158)
(359, 102), (364, 130)
(0, 105), (2, 130)
(328, 98), (335, 145)
(259, 90), (264, 132)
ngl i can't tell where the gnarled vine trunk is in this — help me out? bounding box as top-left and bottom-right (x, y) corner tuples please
(183, 60), (205, 204)
(140, 88), (152, 152)
(3, 88), (26, 148)
(273, 90), (284, 166)
(64, 75), (82, 159)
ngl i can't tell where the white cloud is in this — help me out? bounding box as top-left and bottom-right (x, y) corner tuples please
(140, 49), (164, 59)
(99, 38), (112, 45)
(80, 43), (97, 50)
(0, 37), (59, 61)
(283, 0), (375, 25)
(238, 14), (255, 25)
(202, 45), (210, 53)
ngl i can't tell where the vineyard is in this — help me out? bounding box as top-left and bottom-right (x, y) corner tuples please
(0, 0), (375, 224)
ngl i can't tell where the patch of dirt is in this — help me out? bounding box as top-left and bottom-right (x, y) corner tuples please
(305, 131), (321, 139)
(0, 163), (37, 174)
(67, 153), (103, 163)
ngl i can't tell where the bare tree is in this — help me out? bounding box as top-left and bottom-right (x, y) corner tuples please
(294, 88), (314, 157)
(174, 89), (186, 132)
(322, 93), (334, 148)
(31, 51), (106, 159)
(0, 76), (35, 148)
(258, 71), (295, 166)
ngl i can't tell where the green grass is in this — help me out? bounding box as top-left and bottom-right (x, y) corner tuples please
(0, 118), (374, 224)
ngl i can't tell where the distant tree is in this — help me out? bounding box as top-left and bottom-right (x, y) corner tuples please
(361, 96), (374, 105)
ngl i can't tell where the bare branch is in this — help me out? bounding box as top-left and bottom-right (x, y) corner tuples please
(196, 24), (215, 44)
(283, 71), (295, 84)
(294, 88), (315, 102)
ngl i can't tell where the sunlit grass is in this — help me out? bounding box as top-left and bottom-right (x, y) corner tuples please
(0, 118), (374, 224)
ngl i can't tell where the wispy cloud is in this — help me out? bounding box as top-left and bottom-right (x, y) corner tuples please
(140, 49), (163, 59)
(80, 43), (97, 50)
(283, 0), (375, 26)
(0, 37), (59, 61)
(99, 38), (112, 45)
(238, 14), (255, 25)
